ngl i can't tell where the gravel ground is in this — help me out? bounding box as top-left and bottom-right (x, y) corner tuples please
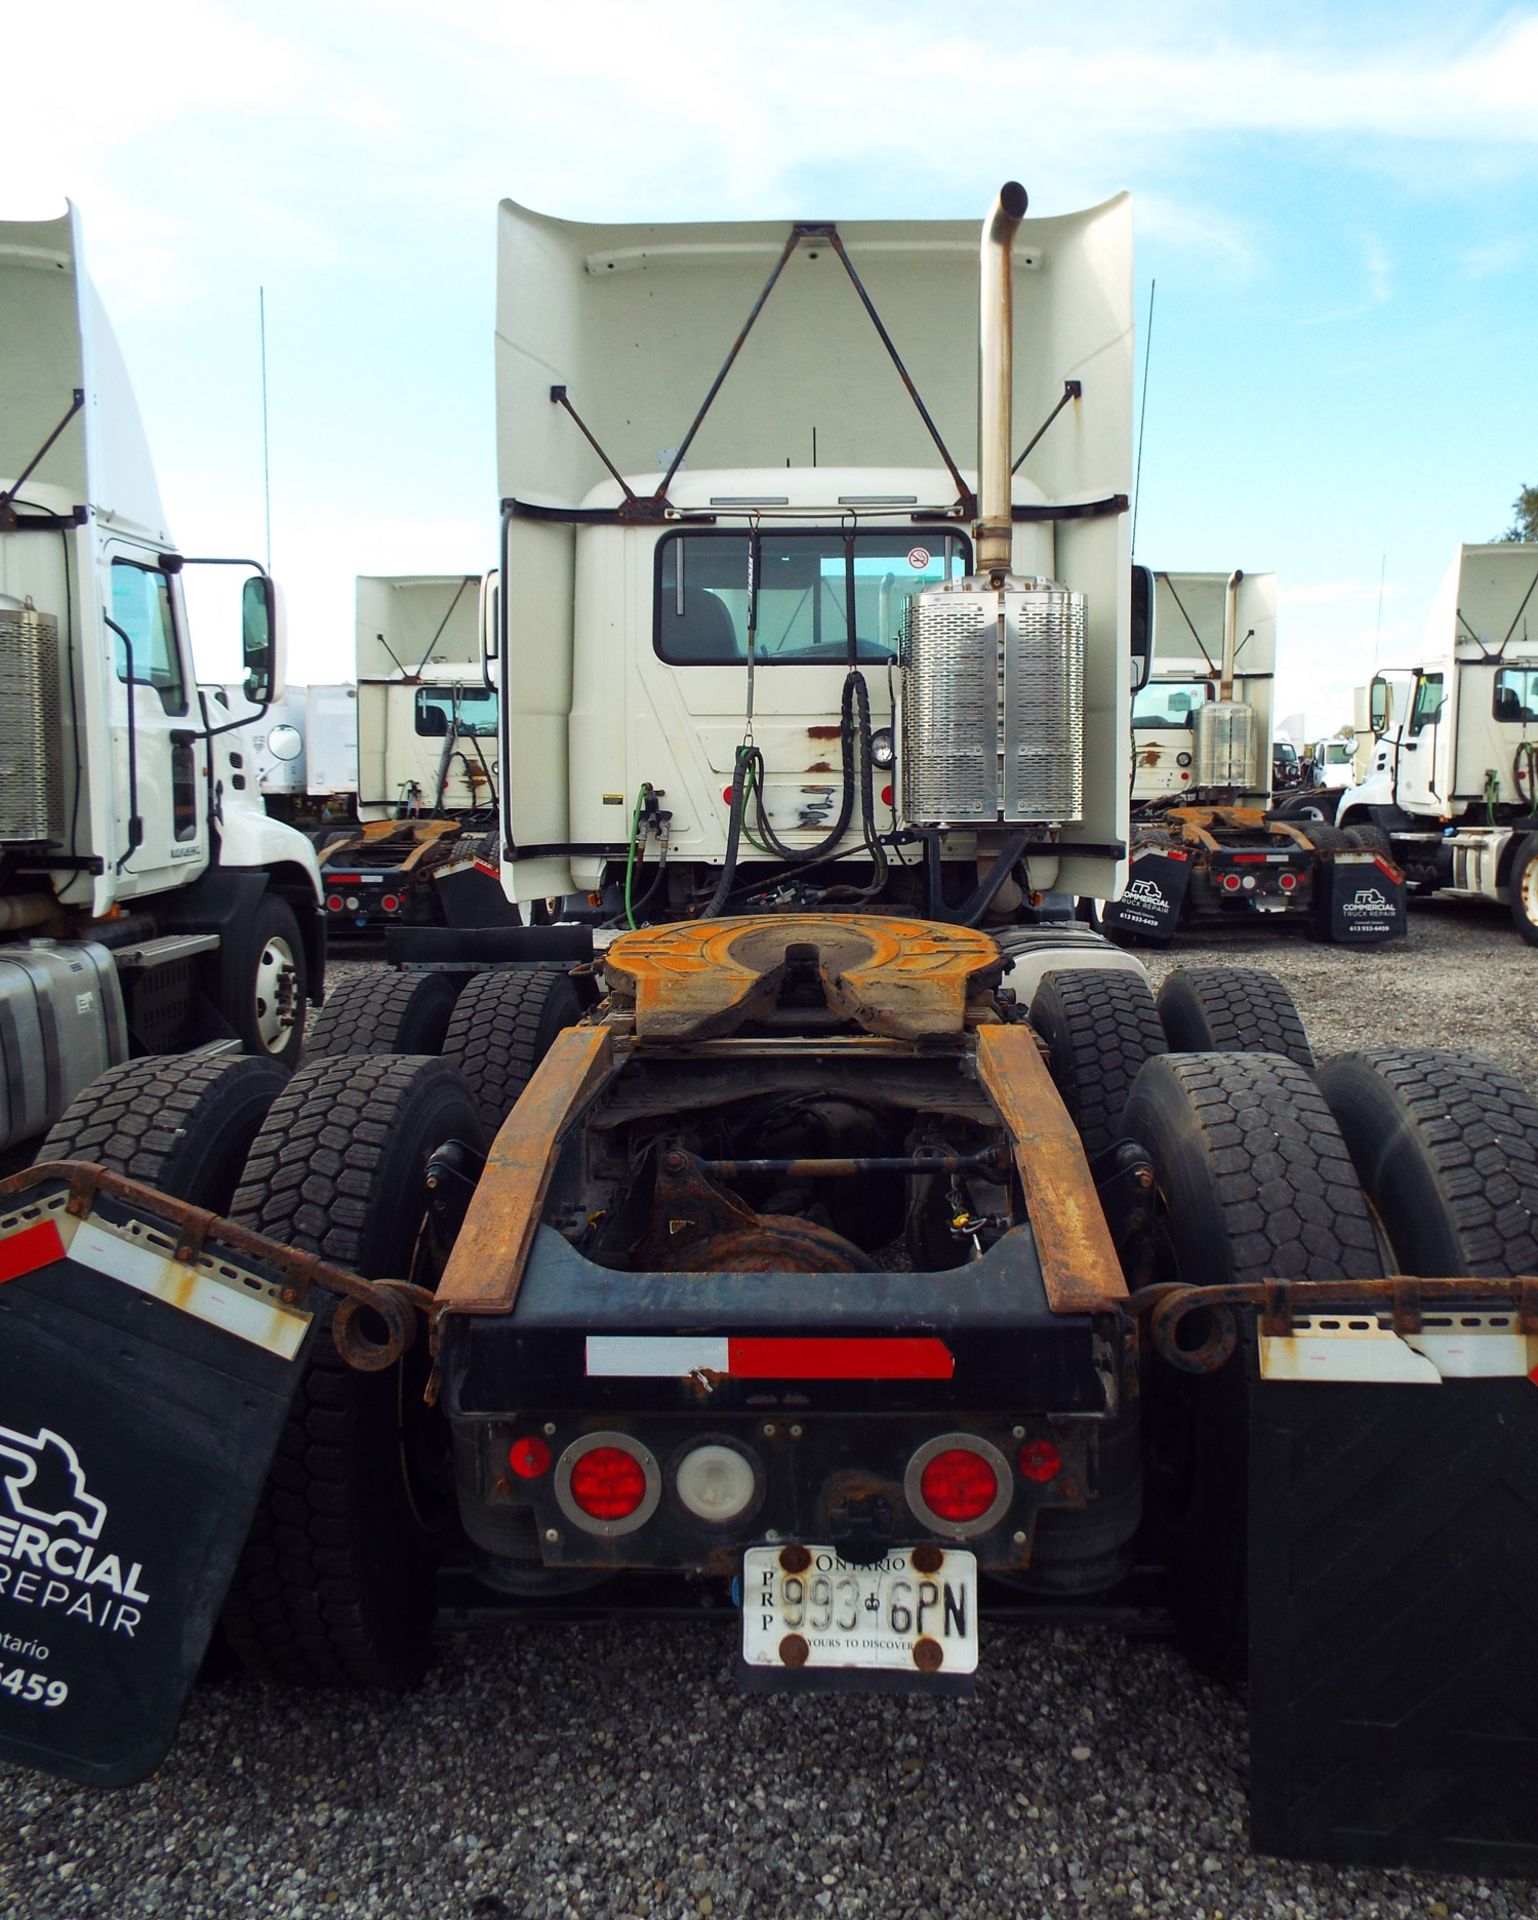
(3, 898), (1535, 1920)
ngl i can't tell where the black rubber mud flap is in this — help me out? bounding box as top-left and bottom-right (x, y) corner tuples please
(0, 1192), (314, 1787)
(1103, 847), (1189, 943)
(1314, 850), (1408, 943)
(1248, 1376), (1538, 1873)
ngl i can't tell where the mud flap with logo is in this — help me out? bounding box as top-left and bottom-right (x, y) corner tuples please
(1103, 848), (1190, 944)
(0, 1189), (314, 1786)
(1315, 852), (1408, 943)
(1247, 1375), (1538, 1873)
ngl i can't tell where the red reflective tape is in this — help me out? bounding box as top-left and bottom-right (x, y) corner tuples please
(0, 1219), (66, 1284)
(726, 1337), (955, 1380)
(1166, 849), (1189, 862)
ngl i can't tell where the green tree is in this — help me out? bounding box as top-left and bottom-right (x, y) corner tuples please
(1499, 483), (1538, 542)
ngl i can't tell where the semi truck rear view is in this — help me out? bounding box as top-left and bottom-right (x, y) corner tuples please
(2, 185), (1536, 1885)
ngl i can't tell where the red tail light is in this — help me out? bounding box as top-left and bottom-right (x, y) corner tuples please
(380, 894), (401, 913)
(325, 894), (343, 913)
(569, 1447), (647, 1519)
(920, 1449), (998, 1522)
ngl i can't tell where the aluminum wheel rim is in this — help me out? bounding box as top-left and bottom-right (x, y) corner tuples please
(1521, 854), (1538, 929)
(254, 935), (298, 1051)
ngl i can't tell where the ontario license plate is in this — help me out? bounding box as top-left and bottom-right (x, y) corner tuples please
(741, 1545), (979, 1676)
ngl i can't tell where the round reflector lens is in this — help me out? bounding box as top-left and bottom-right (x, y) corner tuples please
(722, 786), (734, 805)
(326, 894), (343, 913)
(919, 1448), (998, 1524)
(380, 894), (400, 913)
(1222, 873), (1241, 892)
(675, 1444), (756, 1523)
(569, 1445), (648, 1521)
(880, 784), (893, 808)
(1018, 1438), (1062, 1484)
(508, 1433), (552, 1479)
(1279, 870), (1297, 891)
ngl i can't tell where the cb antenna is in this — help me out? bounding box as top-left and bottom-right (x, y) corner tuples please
(259, 287), (272, 572)
(1130, 278), (1155, 559)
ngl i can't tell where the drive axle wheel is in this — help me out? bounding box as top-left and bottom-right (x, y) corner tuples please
(1027, 968), (1167, 1159)
(1317, 1050), (1538, 1276)
(440, 965), (583, 1136)
(38, 1053), (289, 1213)
(1156, 966), (1314, 1070)
(1124, 1052), (1382, 1677)
(220, 1054), (486, 1689)
(304, 968), (465, 1060)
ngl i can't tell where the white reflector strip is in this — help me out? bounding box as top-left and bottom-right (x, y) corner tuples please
(66, 1220), (310, 1361)
(587, 1335), (730, 1378)
(1261, 1314), (1538, 1386)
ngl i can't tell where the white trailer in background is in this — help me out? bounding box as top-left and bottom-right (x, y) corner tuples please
(1335, 542), (1538, 941)
(0, 206), (322, 1147)
(221, 682), (358, 819)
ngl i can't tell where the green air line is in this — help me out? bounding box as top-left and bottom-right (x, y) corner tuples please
(624, 785), (649, 929)
(741, 755), (776, 857)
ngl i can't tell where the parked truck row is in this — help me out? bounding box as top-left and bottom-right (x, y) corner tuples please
(1112, 568), (1406, 945)
(2, 186), (1536, 1886)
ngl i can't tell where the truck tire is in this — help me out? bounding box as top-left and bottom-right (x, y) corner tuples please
(224, 892), (308, 1068)
(1270, 792), (1331, 825)
(1027, 968), (1167, 1160)
(1317, 1050), (1538, 1277)
(1342, 822), (1394, 860)
(1296, 821), (1349, 853)
(220, 1055), (486, 1689)
(440, 966), (582, 1136)
(304, 969), (464, 1060)
(1156, 967), (1314, 1070)
(1509, 832), (1538, 947)
(37, 1053), (289, 1214)
(1123, 1052), (1383, 1676)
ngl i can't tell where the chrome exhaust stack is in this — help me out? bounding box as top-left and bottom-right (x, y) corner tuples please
(977, 181), (1029, 577)
(899, 181), (1087, 831)
(1194, 569), (1258, 790)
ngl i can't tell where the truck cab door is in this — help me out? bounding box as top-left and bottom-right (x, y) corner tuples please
(102, 546), (208, 900)
(1396, 671), (1446, 817)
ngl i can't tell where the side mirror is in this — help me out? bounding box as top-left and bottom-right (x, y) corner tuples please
(1129, 564), (1154, 693)
(242, 575), (285, 706)
(479, 568), (501, 687)
(1368, 675), (1389, 735)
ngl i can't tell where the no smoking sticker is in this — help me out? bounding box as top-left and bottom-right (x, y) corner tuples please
(907, 547), (931, 570)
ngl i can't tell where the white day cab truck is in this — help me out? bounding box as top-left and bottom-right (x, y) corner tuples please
(309, 573), (509, 933)
(0, 207), (323, 1158)
(1331, 542), (1538, 942)
(1108, 568), (1405, 944)
(2, 188), (1538, 1882)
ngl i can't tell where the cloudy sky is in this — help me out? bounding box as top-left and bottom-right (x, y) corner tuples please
(6, 0), (1536, 736)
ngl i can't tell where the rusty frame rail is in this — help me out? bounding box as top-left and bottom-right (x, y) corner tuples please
(1130, 1275), (1538, 1374)
(0, 1161), (425, 1372)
